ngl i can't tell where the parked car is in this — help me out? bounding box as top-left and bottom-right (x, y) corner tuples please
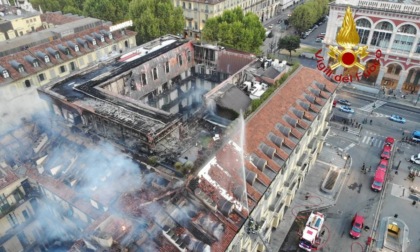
(268, 24), (273, 29)
(338, 99), (351, 106)
(315, 38), (322, 43)
(381, 145), (391, 160)
(412, 130), (420, 142)
(377, 159), (389, 171)
(339, 105), (354, 113)
(411, 154), (420, 164)
(350, 214), (364, 239)
(385, 137), (395, 146)
(389, 115), (406, 123)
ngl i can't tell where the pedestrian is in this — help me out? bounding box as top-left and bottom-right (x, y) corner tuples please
(368, 166), (371, 172)
(370, 119), (372, 125)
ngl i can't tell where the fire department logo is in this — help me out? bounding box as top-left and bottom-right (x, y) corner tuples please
(315, 6), (382, 83)
(328, 6), (368, 70)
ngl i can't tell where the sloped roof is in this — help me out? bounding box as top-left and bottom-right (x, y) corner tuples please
(197, 66), (337, 250)
(0, 26), (136, 86)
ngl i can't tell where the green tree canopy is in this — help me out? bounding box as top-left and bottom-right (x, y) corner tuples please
(201, 7), (265, 54)
(83, 0), (129, 24)
(129, 0), (184, 44)
(290, 0), (329, 33)
(277, 35), (301, 58)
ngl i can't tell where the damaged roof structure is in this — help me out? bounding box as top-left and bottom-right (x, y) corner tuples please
(37, 35), (256, 154)
(1, 28), (340, 250)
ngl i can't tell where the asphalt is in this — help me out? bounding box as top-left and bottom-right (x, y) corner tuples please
(340, 82), (420, 110)
(269, 144), (351, 251)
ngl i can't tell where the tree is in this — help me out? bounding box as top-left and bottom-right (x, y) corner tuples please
(277, 35), (301, 58)
(129, 0), (184, 44)
(290, 0), (329, 33)
(30, 0), (60, 12)
(83, 0), (129, 24)
(202, 7), (265, 54)
(290, 5), (317, 34)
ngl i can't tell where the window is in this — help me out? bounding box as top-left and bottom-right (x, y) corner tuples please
(370, 21), (393, 48)
(33, 61), (39, 68)
(152, 67), (158, 80)
(194, 22), (198, 30)
(18, 66), (24, 73)
(60, 65), (66, 73)
(392, 24), (416, 52)
(22, 210), (29, 220)
(24, 80), (31, 88)
(356, 19), (371, 45)
(140, 73), (147, 86)
(125, 40), (129, 48)
(74, 45), (79, 52)
(70, 62), (76, 71)
(182, 2), (185, 8)
(178, 54), (183, 66)
(165, 61), (170, 73)
(44, 56), (50, 63)
(92, 39), (96, 46)
(187, 51), (191, 62)
(38, 73), (45, 81)
(2, 70), (9, 78)
(55, 53), (60, 60)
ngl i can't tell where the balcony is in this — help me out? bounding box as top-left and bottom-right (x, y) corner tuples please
(269, 192), (284, 212)
(357, 0), (420, 15)
(297, 152), (309, 167)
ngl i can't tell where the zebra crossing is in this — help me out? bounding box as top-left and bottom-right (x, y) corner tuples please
(360, 130), (387, 148)
(358, 100), (387, 113)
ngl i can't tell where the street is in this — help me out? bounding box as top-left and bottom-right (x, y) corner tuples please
(318, 90), (420, 251)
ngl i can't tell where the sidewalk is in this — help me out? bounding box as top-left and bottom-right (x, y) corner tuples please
(341, 82), (420, 109)
(269, 144), (350, 251)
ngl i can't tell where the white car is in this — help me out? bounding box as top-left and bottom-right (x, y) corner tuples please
(411, 154), (420, 165)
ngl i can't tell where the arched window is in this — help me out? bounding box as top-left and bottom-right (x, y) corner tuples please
(24, 80), (31, 88)
(392, 24), (417, 52)
(356, 19), (371, 44)
(386, 64), (402, 75)
(370, 21), (393, 48)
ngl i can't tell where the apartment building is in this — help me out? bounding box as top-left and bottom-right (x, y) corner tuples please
(194, 66), (337, 251)
(174, 0), (291, 39)
(0, 164), (41, 252)
(0, 12), (136, 100)
(0, 8), (42, 41)
(323, 0), (420, 94)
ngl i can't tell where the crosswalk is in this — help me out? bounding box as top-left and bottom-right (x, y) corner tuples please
(360, 130), (387, 148)
(358, 100), (387, 113)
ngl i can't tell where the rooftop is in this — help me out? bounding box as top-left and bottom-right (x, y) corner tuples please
(38, 36), (187, 135)
(196, 66), (337, 250)
(0, 25), (135, 85)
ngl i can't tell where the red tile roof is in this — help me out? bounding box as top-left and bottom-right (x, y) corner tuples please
(197, 66), (336, 251)
(0, 26), (136, 86)
(0, 165), (20, 190)
(41, 12), (83, 25)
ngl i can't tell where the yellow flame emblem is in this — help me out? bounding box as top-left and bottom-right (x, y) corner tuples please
(328, 6), (368, 70)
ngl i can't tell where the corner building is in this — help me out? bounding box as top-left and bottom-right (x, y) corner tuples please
(323, 0), (420, 94)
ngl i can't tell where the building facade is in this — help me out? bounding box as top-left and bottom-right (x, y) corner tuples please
(0, 165), (41, 252)
(323, 0), (420, 94)
(194, 66), (337, 251)
(0, 14), (136, 100)
(174, 0), (295, 39)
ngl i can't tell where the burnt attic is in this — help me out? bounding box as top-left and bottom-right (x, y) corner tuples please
(37, 35), (255, 153)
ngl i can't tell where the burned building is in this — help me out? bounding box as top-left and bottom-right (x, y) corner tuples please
(38, 35), (255, 154)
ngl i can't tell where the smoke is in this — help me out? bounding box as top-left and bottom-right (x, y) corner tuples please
(0, 87), (49, 134)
